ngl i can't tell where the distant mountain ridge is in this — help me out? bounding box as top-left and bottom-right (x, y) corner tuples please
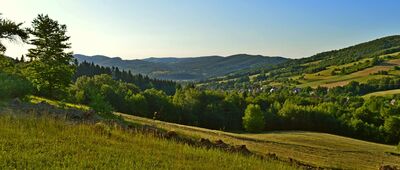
(74, 54), (289, 81)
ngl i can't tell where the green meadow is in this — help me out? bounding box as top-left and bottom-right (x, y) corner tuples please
(0, 112), (295, 170)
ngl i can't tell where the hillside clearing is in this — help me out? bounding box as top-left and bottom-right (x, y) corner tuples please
(298, 58), (400, 88)
(117, 112), (400, 170)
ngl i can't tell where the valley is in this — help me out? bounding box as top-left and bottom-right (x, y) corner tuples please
(1, 7), (400, 170)
(74, 54), (288, 81)
(201, 36), (400, 94)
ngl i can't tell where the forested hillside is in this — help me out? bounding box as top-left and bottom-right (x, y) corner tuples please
(74, 54), (288, 81)
(201, 35), (400, 90)
(74, 61), (177, 95)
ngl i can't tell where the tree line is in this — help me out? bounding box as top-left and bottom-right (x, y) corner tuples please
(74, 61), (177, 95)
(69, 75), (400, 144)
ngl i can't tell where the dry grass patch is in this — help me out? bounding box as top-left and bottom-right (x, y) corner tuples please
(118, 113), (400, 170)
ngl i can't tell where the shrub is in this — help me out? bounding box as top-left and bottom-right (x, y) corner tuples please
(384, 116), (400, 142)
(125, 93), (148, 117)
(89, 93), (114, 114)
(0, 73), (33, 99)
(242, 104), (265, 132)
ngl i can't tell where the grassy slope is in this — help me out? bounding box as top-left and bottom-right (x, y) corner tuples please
(18, 96), (400, 169)
(363, 89), (400, 98)
(0, 113), (294, 170)
(28, 95), (90, 110)
(118, 113), (400, 170)
(296, 56), (400, 88)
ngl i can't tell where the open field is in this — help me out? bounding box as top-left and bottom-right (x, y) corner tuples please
(0, 112), (294, 170)
(363, 89), (400, 98)
(298, 73), (391, 88)
(118, 113), (400, 170)
(297, 58), (400, 88)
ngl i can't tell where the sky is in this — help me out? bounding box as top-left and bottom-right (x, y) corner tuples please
(1, 0), (400, 59)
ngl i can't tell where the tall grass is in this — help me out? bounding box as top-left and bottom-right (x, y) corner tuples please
(0, 114), (295, 169)
(119, 113), (400, 170)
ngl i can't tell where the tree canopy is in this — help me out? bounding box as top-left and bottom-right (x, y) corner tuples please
(242, 104), (265, 132)
(25, 14), (75, 98)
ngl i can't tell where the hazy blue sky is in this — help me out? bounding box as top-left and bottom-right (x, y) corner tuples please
(1, 0), (400, 59)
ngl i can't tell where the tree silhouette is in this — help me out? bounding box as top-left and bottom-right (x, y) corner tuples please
(0, 14), (28, 54)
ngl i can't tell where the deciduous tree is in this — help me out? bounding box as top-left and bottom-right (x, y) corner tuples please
(242, 104), (265, 132)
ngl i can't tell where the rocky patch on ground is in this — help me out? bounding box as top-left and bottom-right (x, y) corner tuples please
(3, 98), (97, 122)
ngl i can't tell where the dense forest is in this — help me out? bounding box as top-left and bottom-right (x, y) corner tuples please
(74, 61), (177, 95)
(1, 14), (400, 146)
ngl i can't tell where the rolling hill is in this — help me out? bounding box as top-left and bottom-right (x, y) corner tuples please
(117, 112), (400, 170)
(4, 96), (399, 170)
(201, 35), (400, 90)
(74, 54), (288, 81)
